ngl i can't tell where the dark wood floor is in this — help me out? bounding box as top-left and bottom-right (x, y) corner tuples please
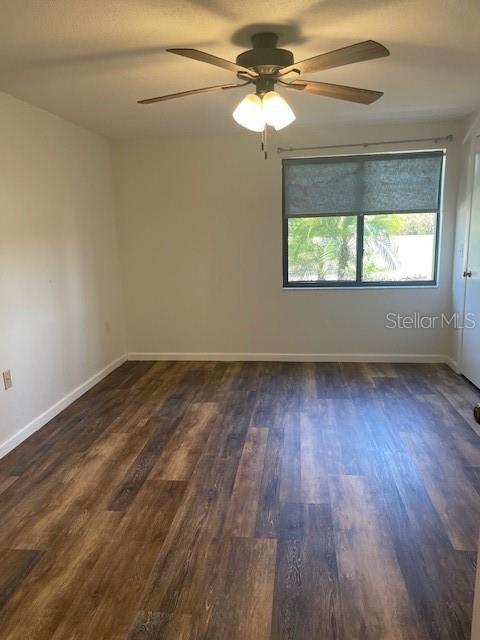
(1, 361), (480, 639)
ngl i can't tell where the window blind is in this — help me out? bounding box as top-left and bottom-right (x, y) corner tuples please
(283, 151), (444, 217)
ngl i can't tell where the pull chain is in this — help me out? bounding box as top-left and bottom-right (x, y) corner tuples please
(260, 126), (268, 160)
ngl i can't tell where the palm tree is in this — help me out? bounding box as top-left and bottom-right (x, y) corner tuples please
(288, 214), (407, 281)
(288, 216), (357, 280)
(362, 214), (402, 280)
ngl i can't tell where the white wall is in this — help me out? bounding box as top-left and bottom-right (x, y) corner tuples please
(0, 91), (126, 456)
(112, 119), (461, 361)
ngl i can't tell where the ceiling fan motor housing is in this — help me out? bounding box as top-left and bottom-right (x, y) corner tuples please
(236, 32), (294, 76)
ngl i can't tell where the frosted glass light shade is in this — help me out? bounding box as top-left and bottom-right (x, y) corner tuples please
(262, 91), (295, 130)
(232, 94), (265, 132)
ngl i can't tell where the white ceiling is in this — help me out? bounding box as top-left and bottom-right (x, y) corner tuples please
(0, 0), (479, 138)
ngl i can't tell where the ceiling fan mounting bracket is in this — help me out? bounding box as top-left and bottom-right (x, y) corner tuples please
(236, 32), (294, 75)
(250, 32), (279, 49)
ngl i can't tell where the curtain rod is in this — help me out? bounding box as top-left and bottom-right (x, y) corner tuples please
(277, 134), (454, 154)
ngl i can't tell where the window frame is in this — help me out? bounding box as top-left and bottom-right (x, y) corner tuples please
(281, 151), (444, 289)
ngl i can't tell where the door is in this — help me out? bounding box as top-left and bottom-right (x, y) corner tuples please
(461, 137), (480, 387)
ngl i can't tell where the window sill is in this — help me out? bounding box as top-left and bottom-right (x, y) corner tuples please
(282, 284), (439, 291)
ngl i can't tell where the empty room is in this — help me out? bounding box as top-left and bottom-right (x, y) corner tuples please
(2, 1), (480, 638)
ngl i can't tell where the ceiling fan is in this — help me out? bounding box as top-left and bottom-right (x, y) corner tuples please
(138, 32), (389, 133)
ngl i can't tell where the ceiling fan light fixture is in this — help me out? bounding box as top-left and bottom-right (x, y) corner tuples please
(262, 91), (295, 130)
(232, 93), (265, 132)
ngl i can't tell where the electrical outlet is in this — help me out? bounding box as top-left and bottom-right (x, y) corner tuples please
(3, 370), (12, 390)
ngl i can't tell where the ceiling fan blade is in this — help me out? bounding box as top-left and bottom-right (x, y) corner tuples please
(167, 48), (258, 77)
(278, 40), (389, 76)
(278, 80), (307, 91)
(138, 82), (248, 104)
(280, 80), (383, 104)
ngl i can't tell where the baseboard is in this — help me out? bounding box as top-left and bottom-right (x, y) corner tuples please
(128, 351), (453, 364)
(0, 354), (127, 460)
(1, 350), (458, 460)
(445, 357), (460, 374)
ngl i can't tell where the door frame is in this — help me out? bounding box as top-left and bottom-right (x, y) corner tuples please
(459, 132), (480, 376)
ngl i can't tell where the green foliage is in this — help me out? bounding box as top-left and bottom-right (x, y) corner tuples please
(288, 216), (357, 281)
(400, 213), (435, 234)
(288, 212), (435, 282)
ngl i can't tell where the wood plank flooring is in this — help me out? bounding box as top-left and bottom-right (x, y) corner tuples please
(0, 360), (480, 639)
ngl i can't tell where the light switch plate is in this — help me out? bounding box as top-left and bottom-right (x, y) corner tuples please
(3, 370), (12, 390)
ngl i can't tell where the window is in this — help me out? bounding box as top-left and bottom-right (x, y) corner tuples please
(282, 151), (444, 288)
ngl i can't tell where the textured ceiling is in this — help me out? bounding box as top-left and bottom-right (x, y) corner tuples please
(0, 0), (479, 138)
